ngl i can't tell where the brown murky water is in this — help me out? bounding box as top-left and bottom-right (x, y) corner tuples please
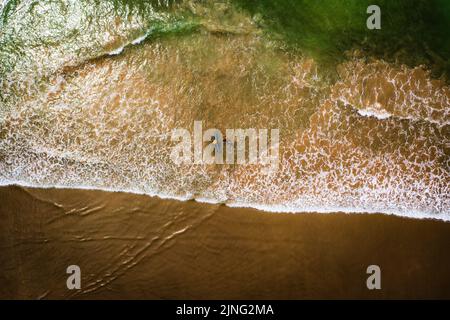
(0, 31), (448, 218)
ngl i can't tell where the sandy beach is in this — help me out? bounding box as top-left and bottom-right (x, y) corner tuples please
(1, 185), (450, 299)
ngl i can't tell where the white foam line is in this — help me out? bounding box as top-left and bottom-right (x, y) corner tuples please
(0, 179), (191, 202)
(131, 33), (149, 45)
(1, 179), (448, 222)
(107, 32), (150, 56)
(108, 46), (124, 56)
(226, 201), (449, 222)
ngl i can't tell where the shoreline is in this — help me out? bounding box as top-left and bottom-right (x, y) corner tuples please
(1, 182), (447, 222)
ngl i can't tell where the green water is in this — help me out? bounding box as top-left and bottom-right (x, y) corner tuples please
(232, 0), (450, 77)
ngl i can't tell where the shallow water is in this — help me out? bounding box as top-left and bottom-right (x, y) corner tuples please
(0, 0), (449, 220)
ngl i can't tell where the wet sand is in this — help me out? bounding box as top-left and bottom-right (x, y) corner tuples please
(1, 185), (450, 299)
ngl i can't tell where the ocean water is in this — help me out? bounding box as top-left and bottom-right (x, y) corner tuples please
(0, 0), (449, 220)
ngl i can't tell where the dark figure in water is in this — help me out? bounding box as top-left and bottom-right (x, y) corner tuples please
(211, 132), (231, 154)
